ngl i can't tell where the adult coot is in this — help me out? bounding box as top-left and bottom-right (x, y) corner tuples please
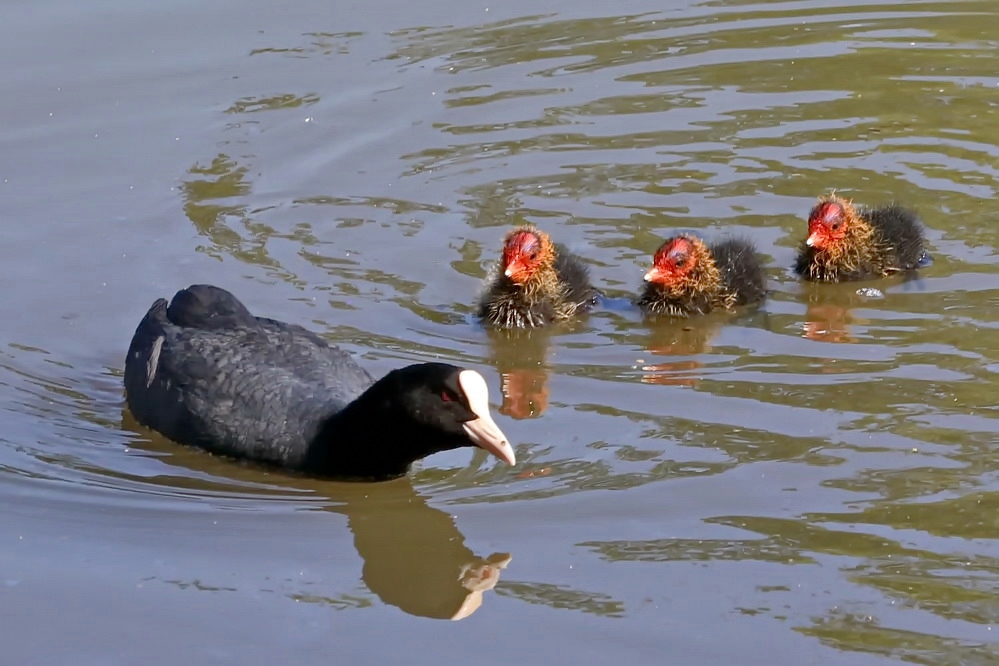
(637, 234), (766, 317)
(124, 284), (516, 480)
(478, 224), (599, 329)
(795, 193), (930, 282)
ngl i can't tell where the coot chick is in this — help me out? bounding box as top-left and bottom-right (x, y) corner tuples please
(794, 193), (930, 282)
(479, 224), (599, 329)
(637, 234), (766, 317)
(124, 285), (516, 480)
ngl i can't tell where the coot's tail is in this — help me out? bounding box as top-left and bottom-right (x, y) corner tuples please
(123, 297), (171, 421)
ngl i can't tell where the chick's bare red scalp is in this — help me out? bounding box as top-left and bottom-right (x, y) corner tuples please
(806, 199), (849, 250)
(645, 236), (698, 284)
(501, 227), (552, 284)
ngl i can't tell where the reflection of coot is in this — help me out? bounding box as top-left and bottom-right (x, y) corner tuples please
(118, 407), (511, 620)
(335, 479), (511, 620)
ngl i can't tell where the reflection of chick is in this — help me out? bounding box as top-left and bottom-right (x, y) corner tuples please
(500, 369), (549, 419)
(487, 327), (553, 420)
(800, 284), (877, 345)
(638, 319), (720, 387)
(639, 358), (702, 387)
(479, 225), (598, 329)
(802, 301), (857, 344)
(795, 193), (930, 282)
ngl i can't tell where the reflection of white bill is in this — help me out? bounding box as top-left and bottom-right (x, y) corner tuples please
(451, 553), (513, 621)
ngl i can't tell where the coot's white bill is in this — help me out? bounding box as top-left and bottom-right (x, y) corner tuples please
(458, 370), (516, 466)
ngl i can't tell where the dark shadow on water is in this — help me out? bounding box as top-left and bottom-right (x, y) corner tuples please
(328, 477), (512, 621)
(118, 414), (629, 619)
(116, 412), (512, 621)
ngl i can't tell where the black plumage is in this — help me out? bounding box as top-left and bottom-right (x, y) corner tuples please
(863, 203), (929, 269)
(554, 247), (600, 311)
(124, 285), (514, 480)
(710, 238), (768, 306)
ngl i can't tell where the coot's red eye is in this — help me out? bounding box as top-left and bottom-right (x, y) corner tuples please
(441, 391), (453, 402)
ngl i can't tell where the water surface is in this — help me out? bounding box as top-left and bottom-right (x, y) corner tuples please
(3, 0), (999, 663)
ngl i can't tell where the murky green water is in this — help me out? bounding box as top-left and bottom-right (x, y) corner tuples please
(3, 0), (999, 663)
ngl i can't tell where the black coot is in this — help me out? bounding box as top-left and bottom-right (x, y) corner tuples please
(124, 285), (516, 480)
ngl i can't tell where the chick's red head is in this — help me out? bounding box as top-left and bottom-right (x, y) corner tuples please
(644, 236), (697, 285)
(806, 200), (849, 250)
(502, 228), (551, 285)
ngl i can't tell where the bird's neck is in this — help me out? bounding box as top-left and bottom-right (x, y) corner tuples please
(515, 264), (564, 302)
(304, 381), (455, 480)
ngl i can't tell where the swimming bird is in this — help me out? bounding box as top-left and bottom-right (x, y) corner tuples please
(124, 284), (515, 480)
(637, 234), (766, 317)
(795, 193), (930, 282)
(479, 224), (598, 329)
